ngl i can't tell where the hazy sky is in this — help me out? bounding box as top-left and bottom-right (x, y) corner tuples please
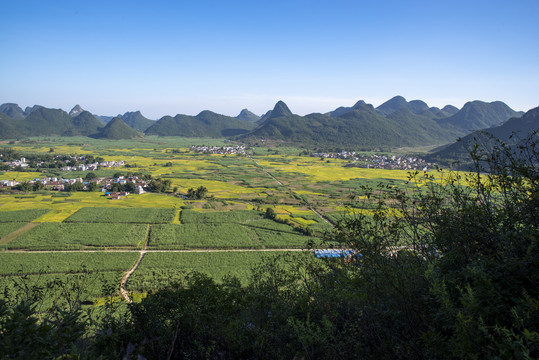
(1, 0), (537, 119)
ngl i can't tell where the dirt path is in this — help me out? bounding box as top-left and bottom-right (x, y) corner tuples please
(0, 222), (40, 245)
(119, 250), (146, 303)
(119, 224), (151, 303)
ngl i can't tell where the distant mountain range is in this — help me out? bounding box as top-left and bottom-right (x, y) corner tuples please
(238, 97), (524, 150)
(0, 98), (533, 152)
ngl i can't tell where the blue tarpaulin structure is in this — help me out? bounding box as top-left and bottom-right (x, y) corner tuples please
(314, 249), (355, 258)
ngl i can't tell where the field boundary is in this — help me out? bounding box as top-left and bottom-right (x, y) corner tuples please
(1, 248), (309, 254)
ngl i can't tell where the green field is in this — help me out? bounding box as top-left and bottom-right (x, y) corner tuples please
(4, 223), (148, 250)
(126, 251), (302, 290)
(149, 223), (260, 249)
(0, 209), (50, 222)
(149, 222), (312, 249)
(0, 252), (138, 275)
(0, 252), (139, 305)
(64, 207), (176, 224)
(0, 222), (27, 238)
(180, 209), (263, 224)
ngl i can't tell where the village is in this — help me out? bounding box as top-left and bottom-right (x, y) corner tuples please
(190, 145), (247, 155)
(312, 151), (434, 171)
(0, 174), (147, 199)
(0, 155), (125, 172)
(0, 154), (139, 198)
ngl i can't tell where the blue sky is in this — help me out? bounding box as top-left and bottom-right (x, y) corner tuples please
(1, 0), (537, 119)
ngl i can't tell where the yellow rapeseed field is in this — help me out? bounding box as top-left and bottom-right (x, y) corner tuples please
(258, 159), (415, 182)
(0, 192), (184, 222)
(0, 171), (44, 182)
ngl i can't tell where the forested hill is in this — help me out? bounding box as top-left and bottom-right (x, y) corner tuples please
(429, 106), (539, 165)
(0, 107), (105, 138)
(144, 110), (257, 137)
(118, 111), (155, 131)
(0, 103), (25, 120)
(436, 100), (523, 131)
(92, 117), (143, 139)
(235, 109), (260, 122)
(375, 95), (459, 118)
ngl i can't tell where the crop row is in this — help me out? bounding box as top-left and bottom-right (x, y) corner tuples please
(0, 209), (50, 222)
(127, 251), (294, 290)
(180, 209), (264, 224)
(4, 223), (148, 250)
(149, 222), (314, 249)
(0, 252), (138, 276)
(64, 207), (176, 224)
(0, 222), (26, 239)
(2, 219), (317, 250)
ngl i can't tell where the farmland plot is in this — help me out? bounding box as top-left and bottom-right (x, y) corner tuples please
(162, 210), (319, 249)
(0, 272), (125, 309)
(127, 251), (288, 290)
(180, 209), (263, 224)
(64, 207), (176, 224)
(0, 223), (27, 239)
(0, 252), (139, 305)
(250, 227), (313, 248)
(149, 223), (259, 249)
(0, 209), (50, 222)
(0, 252), (138, 276)
(5, 223), (148, 250)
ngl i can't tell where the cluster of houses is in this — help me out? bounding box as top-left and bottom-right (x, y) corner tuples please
(0, 175), (147, 197)
(311, 151), (434, 171)
(1, 157), (30, 168)
(60, 160), (125, 172)
(0, 156), (126, 172)
(190, 145), (247, 155)
(0, 180), (18, 187)
(345, 154), (434, 171)
(312, 151), (359, 160)
(105, 191), (130, 200)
